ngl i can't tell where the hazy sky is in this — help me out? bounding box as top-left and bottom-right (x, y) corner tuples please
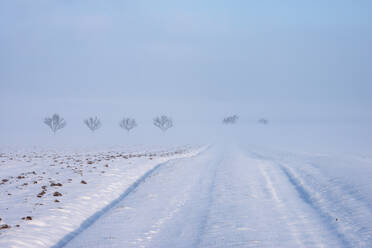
(0, 1), (371, 150)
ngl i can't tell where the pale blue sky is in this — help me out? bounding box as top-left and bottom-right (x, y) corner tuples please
(0, 1), (371, 150)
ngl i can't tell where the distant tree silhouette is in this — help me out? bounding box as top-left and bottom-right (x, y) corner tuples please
(153, 115), (173, 132)
(222, 115), (239, 125)
(44, 114), (66, 134)
(84, 116), (102, 132)
(119, 118), (137, 132)
(258, 118), (269, 125)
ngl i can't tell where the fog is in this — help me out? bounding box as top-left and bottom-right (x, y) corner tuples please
(1, 0), (371, 153)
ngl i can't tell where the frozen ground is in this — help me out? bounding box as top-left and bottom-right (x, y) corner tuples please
(1, 144), (372, 247)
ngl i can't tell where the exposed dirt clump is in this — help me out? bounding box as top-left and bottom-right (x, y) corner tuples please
(53, 191), (62, 197)
(37, 190), (46, 198)
(50, 182), (62, 187)
(0, 224), (10, 230)
(22, 216), (32, 221)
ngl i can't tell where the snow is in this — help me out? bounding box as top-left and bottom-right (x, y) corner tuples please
(0, 145), (203, 248)
(1, 144), (372, 247)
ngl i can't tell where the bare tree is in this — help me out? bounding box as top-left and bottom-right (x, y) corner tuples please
(258, 118), (269, 125)
(119, 118), (137, 132)
(44, 114), (67, 134)
(153, 115), (173, 132)
(84, 116), (102, 132)
(222, 115), (239, 125)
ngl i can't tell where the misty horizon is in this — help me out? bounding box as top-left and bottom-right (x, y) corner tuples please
(1, 0), (371, 152)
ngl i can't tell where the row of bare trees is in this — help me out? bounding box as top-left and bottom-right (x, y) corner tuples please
(44, 114), (268, 134)
(44, 114), (173, 135)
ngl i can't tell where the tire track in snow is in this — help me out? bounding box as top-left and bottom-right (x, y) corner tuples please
(51, 148), (209, 248)
(259, 161), (344, 247)
(279, 164), (372, 247)
(258, 165), (306, 248)
(63, 146), (219, 248)
(192, 156), (223, 248)
(51, 161), (169, 248)
(249, 149), (372, 247)
(195, 149), (335, 247)
(247, 150), (346, 247)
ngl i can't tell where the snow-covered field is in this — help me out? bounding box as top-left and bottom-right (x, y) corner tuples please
(0, 145), (203, 247)
(1, 144), (372, 247)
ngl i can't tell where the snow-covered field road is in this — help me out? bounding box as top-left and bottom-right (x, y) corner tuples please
(61, 145), (372, 248)
(0, 146), (202, 247)
(1, 144), (372, 247)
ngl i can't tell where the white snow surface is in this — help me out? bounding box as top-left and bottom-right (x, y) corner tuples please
(1, 144), (372, 247)
(0, 145), (202, 248)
